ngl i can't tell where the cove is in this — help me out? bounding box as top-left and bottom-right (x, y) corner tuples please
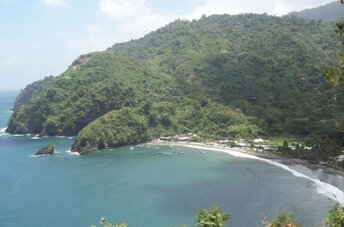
(0, 91), (341, 227)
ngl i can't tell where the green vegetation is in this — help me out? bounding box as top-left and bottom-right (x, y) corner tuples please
(45, 144), (54, 150)
(194, 205), (231, 227)
(324, 10), (344, 86)
(325, 203), (344, 227)
(264, 211), (301, 227)
(265, 136), (302, 147)
(278, 139), (342, 163)
(72, 108), (149, 154)
(263, 1), (344, 167)
(35, 144), (54, 155)
(72, 100), (260, 153)
(12, 75), (55, 111)
(91, 203), (344, 226)
(7, 14), (344, 154)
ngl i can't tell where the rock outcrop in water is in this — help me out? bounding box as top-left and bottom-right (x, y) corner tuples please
(35, 144), (54, 156)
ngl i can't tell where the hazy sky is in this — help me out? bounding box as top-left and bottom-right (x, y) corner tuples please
(0, 0), (336, 90)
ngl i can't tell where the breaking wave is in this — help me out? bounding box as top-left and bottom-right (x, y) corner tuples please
(30, 135), (40, 140)
(29, 154), (51, 158)
(0, 128), (9, 137)
(65, 150), (80, 156)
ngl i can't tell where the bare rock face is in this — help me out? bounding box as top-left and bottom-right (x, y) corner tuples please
(35, 144), (54, 156)
(71, 142), (97, 155)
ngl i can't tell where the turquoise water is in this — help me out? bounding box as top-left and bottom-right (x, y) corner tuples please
(0, 90), (342, 226)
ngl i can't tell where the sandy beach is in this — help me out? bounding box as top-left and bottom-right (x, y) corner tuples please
(147, 139), (344, 177)
(148, 139), (291, 160)
(146, 139), (344, 204)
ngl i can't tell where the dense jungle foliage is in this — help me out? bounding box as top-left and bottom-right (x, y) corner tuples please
(73, 101), (260, 153)
(7, 14), (344, 152)
(12, 75), (55, 111)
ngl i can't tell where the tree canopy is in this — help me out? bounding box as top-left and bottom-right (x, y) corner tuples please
(7, 14), (344, 153)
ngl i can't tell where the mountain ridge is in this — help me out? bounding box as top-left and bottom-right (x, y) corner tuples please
(287, 1), (344, 22)
(7, 14), (344, 153)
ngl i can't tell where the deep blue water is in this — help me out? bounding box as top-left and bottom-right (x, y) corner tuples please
(0, 90), (342, 227)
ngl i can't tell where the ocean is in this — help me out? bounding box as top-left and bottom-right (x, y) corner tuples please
(0, 90), (343, 226)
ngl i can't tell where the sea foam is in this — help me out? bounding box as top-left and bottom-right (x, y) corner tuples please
(29, 154), (50, 158)
(65, 150), (80, 156)
(186, 145), (344, 205)
(0, 128), (9, 137)
(55, 136), (74, 140)
(30, 135), (40, 140)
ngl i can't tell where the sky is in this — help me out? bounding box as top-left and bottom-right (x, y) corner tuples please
(0, 0), (336, 90)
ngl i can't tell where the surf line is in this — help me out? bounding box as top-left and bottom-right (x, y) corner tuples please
(65, 149), (80, 156)
(185, 145), (344, 205)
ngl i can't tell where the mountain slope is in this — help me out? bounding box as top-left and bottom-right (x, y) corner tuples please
(12, 75), (55, 112)
(287, 1), (344, 22)
(7, 14), (344, 153)
(8, 52), (183, 135)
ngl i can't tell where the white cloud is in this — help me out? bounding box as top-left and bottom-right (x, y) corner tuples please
(187, 0), (334, 18)
(99, 0), (145, 20)
(57, 31), (67, 37)
(98, 0), (335, 42)
(55, 0), (337, 62)
(99, 0), (169, 35)
(56, 30), (117, 54)
(87, 25), (103, 34)
(44, 0), (67, 7)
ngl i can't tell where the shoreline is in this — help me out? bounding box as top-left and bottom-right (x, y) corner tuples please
(147, 139), (344, 177)
(147, 139), (344, 204)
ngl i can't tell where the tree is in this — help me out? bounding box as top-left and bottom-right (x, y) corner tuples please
(324, 1), (344, 86)
(264, 211), (302, 227)
(321, 0), (344, 160)
(278, 140), (291, 154)
(325, 203), (344, 227)
(194, 205), (231, 227)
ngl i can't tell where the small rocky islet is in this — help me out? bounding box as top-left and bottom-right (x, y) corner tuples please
(35, 144), (54, 156)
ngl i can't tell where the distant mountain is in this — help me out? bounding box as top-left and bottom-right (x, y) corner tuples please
(287, 1), (344, 22)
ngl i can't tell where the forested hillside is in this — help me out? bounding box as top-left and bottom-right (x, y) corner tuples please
(7, 14), (344, 153)
(12, 75), (55, 111)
